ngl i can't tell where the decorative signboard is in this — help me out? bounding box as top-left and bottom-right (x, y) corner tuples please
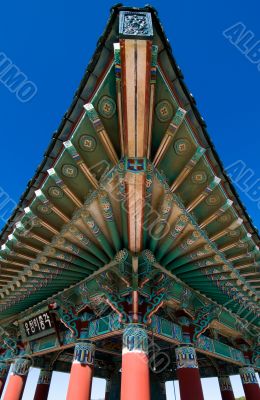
(21, 310), (55, 341)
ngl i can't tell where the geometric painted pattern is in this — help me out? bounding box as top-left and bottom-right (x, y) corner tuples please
(175, 346), (198, 369)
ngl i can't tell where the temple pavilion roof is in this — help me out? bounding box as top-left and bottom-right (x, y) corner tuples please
(0, 5), (259, 338)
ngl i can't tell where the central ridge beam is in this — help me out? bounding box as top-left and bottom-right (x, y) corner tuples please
(120, 39), (152, 158)
(117, 23), (154, 252)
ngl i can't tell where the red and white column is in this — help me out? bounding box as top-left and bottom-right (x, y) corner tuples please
(33, 369), (53, 400)
(239, 366), (260, 400)
(218, 376), (235, 400)
(121, 324), (150, 400)
(3, 358), (31, 400)
(175, 345), (204, 400)
(0, 363), (10, 397)
(66, 342), (95, 400)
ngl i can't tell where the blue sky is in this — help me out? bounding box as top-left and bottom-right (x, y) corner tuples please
(0, 0), (259, 398)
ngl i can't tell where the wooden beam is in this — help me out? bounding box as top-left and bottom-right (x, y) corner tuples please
(186, 176), (221, 212)
(210, 218), (243, 241)
(120, 39), (152, 158)
(47, 168), (83, 208)
(153, 107), (186, 166)
(171, 147), (206, 192)
(199, 199), (233, 229)
(63, 140), (99, 189)
(84, 103), (118, 164)
(35, 189), (70, 223)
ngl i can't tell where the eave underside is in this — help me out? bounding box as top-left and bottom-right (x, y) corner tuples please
(0, 6), (259, 356)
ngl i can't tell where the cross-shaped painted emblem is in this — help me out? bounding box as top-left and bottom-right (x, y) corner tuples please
(126, 158), (146, 172)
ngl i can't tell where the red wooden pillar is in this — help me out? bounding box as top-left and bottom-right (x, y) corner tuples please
(218, 376), (235, 400)
(121, 324), (150, 400)
(33, 369), (53, 400)
(175, 345), (204, 400)
(239, 366), (260, 400)
(0, 363), (10, 397)
(66, 342), (95, 400)
(3, 358), (31, 400)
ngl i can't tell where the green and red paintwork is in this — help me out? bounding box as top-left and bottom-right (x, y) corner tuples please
(0, 5), (259, 400)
